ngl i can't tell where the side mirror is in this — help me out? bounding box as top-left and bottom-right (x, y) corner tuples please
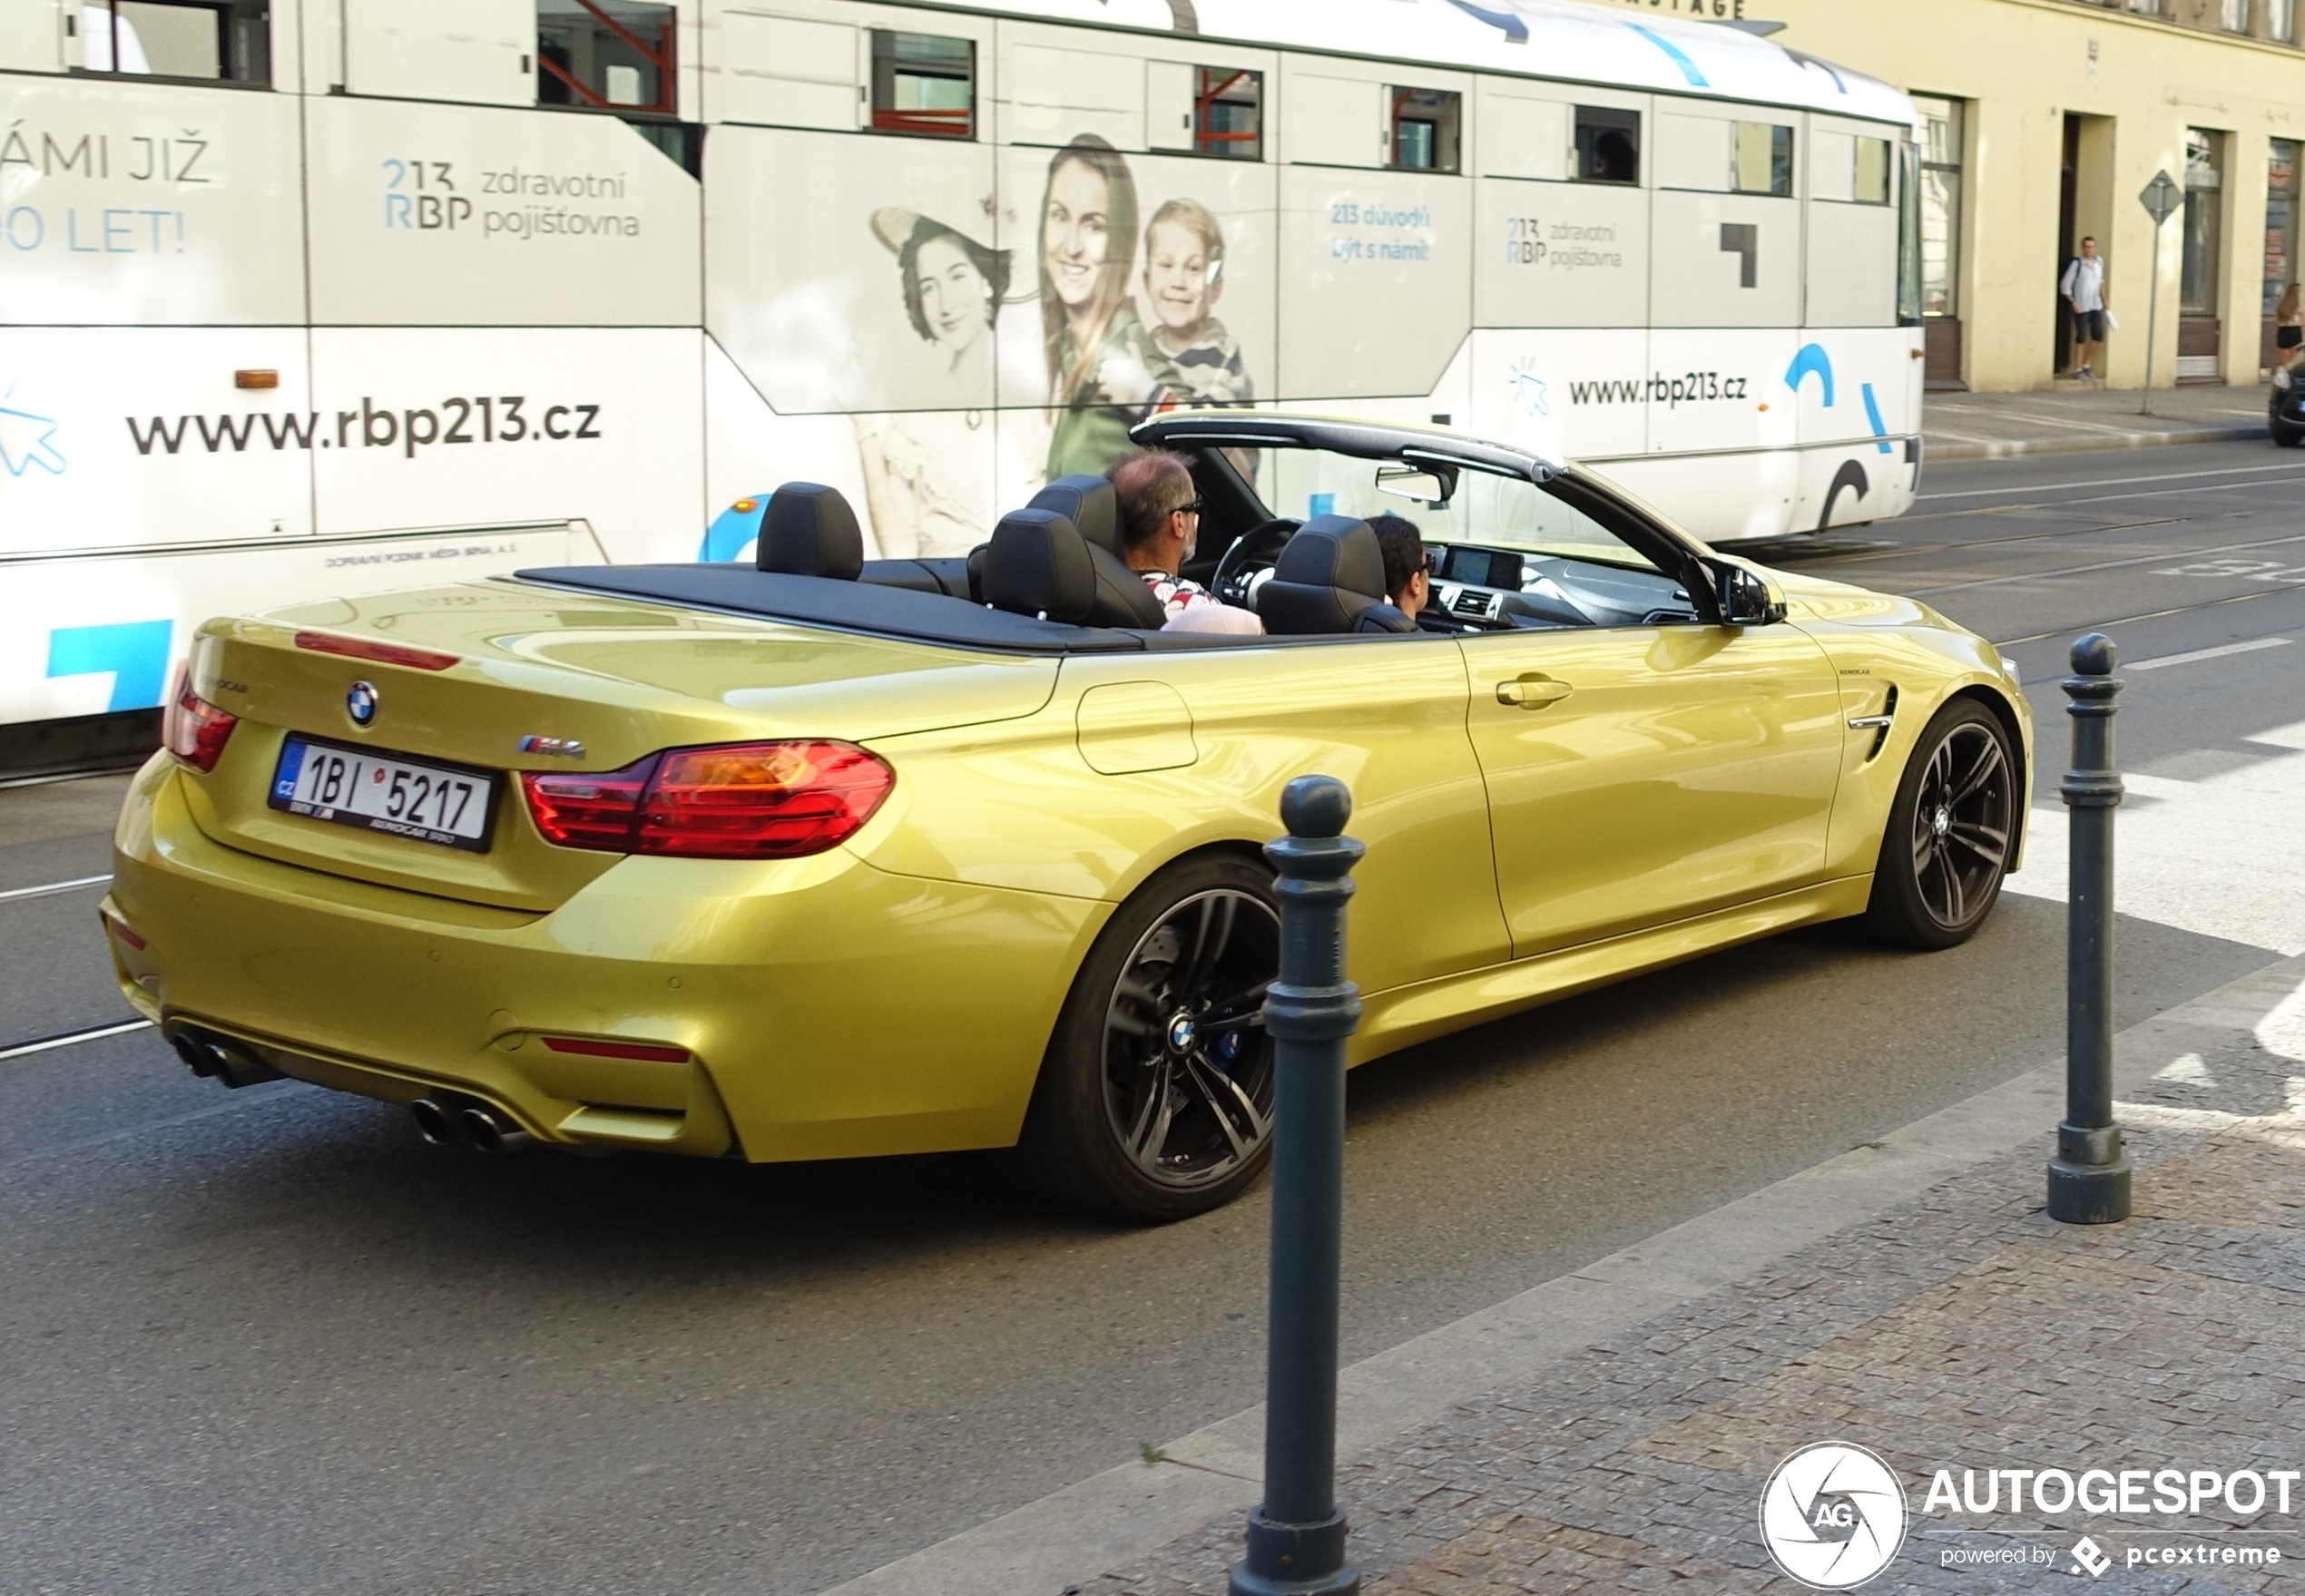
(1713, 562), (1787, 626)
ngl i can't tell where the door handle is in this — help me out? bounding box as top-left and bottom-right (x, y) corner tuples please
(1496, 676), (1574, 709)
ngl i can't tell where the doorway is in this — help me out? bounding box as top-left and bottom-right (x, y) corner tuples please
(2055, 113), (2116, 379)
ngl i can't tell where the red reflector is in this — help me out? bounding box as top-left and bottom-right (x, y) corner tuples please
(523, 740), (893, 860)
(292, 631), (459, 671)
(162, 667), (238, 773)
(103, 911), (147, 951)
(540, 1036), (691, 1063)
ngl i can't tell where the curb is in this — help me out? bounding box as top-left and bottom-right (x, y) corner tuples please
(1925, 421), (2266, 461)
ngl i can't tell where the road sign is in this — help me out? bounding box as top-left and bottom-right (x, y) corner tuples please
(2140, 170), (2182, 227)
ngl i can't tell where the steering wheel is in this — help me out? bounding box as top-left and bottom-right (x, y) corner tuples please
(1211, 517), (1300, 607)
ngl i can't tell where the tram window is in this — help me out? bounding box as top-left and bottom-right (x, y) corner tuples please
(76, 0), (268, 83)
(538, 0), (674, 113)
(1731, 122), (1793, 197)
(1853, 135), (1893, 204)
(1574, 106), (1640, 184)
(1197, 66), (1263, 160)
(1388, 87), (1461, 173)
(869, 30), (976, 140)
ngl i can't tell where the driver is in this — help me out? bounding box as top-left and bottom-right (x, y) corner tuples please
(1107, 450), (1263, 634)
(1370, 513), (1431, 623)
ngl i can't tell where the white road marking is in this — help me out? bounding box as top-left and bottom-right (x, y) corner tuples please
(0, 874), (112, 904)
(2126, 637), (2293, 671)
(2006, 706), (2305, 955)
(0, 1019), (154, 1062)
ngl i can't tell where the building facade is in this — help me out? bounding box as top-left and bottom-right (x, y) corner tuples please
(1605, 0), (2305, 391)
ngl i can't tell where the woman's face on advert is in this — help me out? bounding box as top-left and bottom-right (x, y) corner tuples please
(915, 234), (989, 351)
(1044, 160), (1111, 309)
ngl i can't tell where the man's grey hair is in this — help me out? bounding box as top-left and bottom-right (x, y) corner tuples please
(1109, 449), (1197, 549)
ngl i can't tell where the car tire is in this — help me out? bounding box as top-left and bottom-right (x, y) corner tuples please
(2273, 421), (2305, 448)
(1863, 698), (2017, 951)
(1012, 853), (1279, 1222)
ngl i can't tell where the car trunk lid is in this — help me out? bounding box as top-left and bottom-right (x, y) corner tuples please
(178, 580), (1057, 911)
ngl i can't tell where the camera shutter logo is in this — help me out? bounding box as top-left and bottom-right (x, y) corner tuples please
(1760, 1443), (1908, 1589)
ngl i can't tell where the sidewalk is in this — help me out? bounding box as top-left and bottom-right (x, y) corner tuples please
(1925, 383), (2273, 462)
(1056, 955), (2305, 1595)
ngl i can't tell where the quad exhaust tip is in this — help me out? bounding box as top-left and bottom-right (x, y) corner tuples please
(409, 1096), (457, 1147)
(409, 1097), (535, 1154)
(460, 1104), (535, 1155)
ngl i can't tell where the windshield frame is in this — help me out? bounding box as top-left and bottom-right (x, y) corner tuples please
(1142, 413), (1722, 619)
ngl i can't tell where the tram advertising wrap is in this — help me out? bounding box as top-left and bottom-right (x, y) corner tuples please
(0, 0), (1922, 733)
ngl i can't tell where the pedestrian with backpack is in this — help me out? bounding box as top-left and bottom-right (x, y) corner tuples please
(2061, 237), (2109, 380)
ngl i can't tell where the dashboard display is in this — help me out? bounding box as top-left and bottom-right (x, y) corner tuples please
(1441, 546), (1525, 590)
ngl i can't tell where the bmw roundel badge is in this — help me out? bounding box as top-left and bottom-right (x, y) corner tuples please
(346, 681), (378, 728)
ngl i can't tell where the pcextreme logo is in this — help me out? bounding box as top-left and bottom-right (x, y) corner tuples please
(1761, 1443), (1908, 1589)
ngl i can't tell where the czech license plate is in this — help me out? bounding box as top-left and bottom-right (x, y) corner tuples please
(269, 737), (497, 852)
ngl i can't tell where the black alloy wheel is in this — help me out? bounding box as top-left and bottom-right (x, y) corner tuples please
(1864, 699), (2017, 949)
(1014, 855), (1279, 1221)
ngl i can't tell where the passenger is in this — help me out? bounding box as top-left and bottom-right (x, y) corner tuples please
(1108, 449), (1263, 634)
(1370, 513), (1432, 623)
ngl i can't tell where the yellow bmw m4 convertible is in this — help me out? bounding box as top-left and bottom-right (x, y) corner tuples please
(106, 415), (2029, 1221)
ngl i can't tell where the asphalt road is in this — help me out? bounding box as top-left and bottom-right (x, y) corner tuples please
(5, 438), (2303, 1596)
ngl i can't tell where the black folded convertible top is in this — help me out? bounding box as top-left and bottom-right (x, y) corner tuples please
(513, 564), (1151, 654)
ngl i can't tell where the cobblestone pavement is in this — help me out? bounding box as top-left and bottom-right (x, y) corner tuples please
(1084, 1031), (2305, 1594)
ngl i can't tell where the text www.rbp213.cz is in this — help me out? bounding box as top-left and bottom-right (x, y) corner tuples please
(124, 397), (605, 459)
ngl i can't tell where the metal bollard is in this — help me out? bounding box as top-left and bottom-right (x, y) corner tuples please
(2047, 633), (2133, 1225)
(1231, 776), (1364, 1596)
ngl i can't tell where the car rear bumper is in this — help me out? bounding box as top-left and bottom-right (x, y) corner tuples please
(107, 756), (1103, 1161)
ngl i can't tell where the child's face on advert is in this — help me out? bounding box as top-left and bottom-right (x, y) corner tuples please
(1144, 220), (1216, 335)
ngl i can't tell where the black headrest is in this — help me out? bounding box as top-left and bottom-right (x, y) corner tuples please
(981, 510), (1095, 623)
(1029, 475), (1123, 554)
(1272, 515), (1388, 597)
(1256, 515), (1391, 635)
(759, 483), (864, 581)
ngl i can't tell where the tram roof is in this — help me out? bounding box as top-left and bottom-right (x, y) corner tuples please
(938, 0), (1916, 130)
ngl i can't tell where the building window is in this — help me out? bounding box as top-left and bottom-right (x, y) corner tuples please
(1388, 87), (1461, 172)
(2221, 0), (2250, 29)
(1574, 106), (1640, 184)
(1731, 122), (1792, 196)
(1196, 67), (1262, 160)
(2183, 127), (2225, 317)
(538, 1), (674, 113)
(2272, 0), (2297, 39)
(75, 0), (268, 83)
(1911, 94), (1964, 319)
(2266, 140), (2300, 328)
(869, 30), (975, 139)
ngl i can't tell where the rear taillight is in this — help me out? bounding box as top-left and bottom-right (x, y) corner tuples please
(162, 669), (238, 773)
(521, 741), (894, 860)
(293, 631), (459, 671)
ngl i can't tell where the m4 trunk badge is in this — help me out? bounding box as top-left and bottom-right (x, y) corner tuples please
(517, 736), (586, 759)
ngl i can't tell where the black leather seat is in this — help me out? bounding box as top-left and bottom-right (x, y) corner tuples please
(1254, 515), (1417, 635)
(980, 509), (1096, 624)
(1029, 475), (1168, 629)
(757, 483), (864, 580)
